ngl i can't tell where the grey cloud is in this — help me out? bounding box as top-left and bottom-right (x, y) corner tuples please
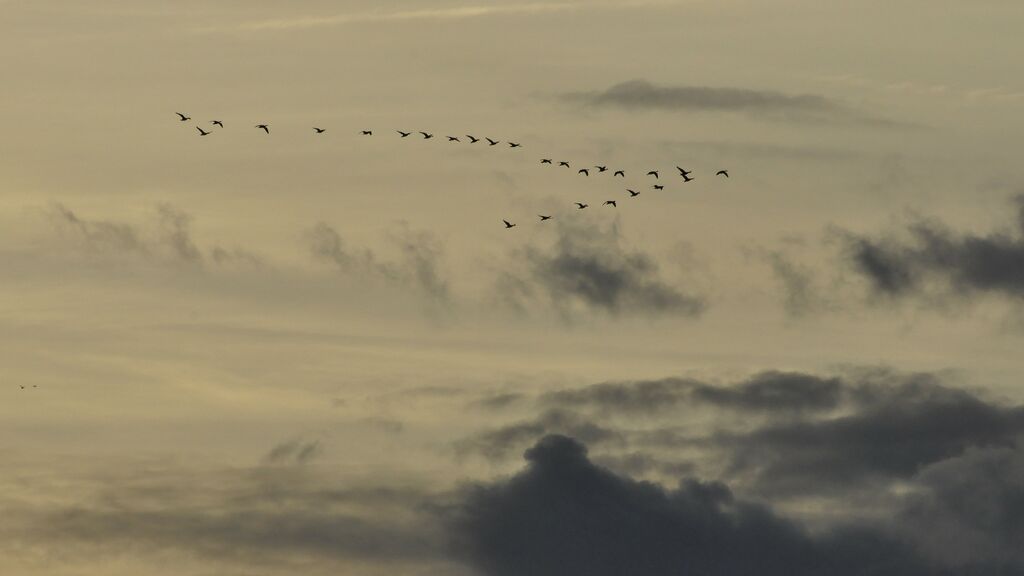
(455, 409), (622, 461)
(50, 202), (146, 254)
(264, 439), (323, 465)
(764, 250), (830, 317)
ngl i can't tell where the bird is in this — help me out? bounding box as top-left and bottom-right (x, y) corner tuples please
(559, 161), (570, 168)
(397, 130), (412, 137)
(466, 135), (480, 143)
(653, 184), (664, 190)
(486, 138), (499, 146)
(196, 126), (210, 136)
(628, 189), (640, 197)
(647, 170), (659, 178)
(211, 120), (224, 128)
(509, 142), (522, 148)
(255, 124), (269, 133)
(313, 127), (326, 133)
(595, 165), (608, 172)
(604, 200), (617, 207)
(614, 170), (625, 177)
(717, 170), (729, 178)
(575, 202), (588, 209)
(361, 130), (373, 135)
(447, 136), (461, 142)
(503, 219), (516, 229)
(682, 173), (694, 182)
(578, 168), (590, 176)
(175, 112), (190, 122)
(19, 385), (24, 390)
(539, 214), (552, 221)
(541, 159), (553, 164)
(420, 132), (433, 139)
(677, 167), (694, 182)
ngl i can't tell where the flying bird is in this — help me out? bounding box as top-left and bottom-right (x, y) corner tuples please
(255, 124), (269, 133)
(647, 170), (659, 178)
(211, 120), (224, 128)
(717, 170), (729, 177)
(682, 173), (694, 182)
(466, 135), (480, 143)
(677, 167), (693, 181)
(539, 214), (552, 221)
(447, 136), (461, 142)
(509, 142), (522, 148)
(503, 219), (516, 229)
(578, 168), (589, 176)
(196, 126), (210, 136)
(614, 170), (625, 177)
(559, 161), (570, 168)
(486, 138), (499, 146)
(595, 165), (608, 172)
(575, 202), (588, 209)
(541, 159), (553, 164)
(420, 132), (433, 139)
(313, 127), (326, 133)
(175, 112), (190, 122)
(361, 130), (373, 135)
(653, 184), (664, 190)
(628, 189), (640, 197)
(604, 200), (617, 207)
(397, 131), (412, 137)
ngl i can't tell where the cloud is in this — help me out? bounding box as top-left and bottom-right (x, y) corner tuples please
(499, 220), (705, 318)
(455, 409), (622, 460)
(763, 250), (830, 316)
(840, 196), (1024, 301)
(264, 439), (323, 465)
(448, 435), (959, 576)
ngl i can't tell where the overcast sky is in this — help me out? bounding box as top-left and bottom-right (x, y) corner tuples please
(3, 1), (1024, 575)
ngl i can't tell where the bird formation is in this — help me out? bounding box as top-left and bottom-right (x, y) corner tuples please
(173, 113), (731, 231)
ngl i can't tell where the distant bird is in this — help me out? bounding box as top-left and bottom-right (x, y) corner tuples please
(717, 170), (729, 178)
(653, 184), (664, 190)
(503, 219), (516, 229)
(255, 124), (269, 133)
(361, 130), (373, 135)
(595, 165), (608, 172)
(539, 214), (552, 221)
(397, 130), (412, 137)
(19, 385), (24, 390)
(578, 168), (589, 176)
(604, 200), (617, 207)
(541, 159), (553, 164)
(682, 173), (694, 182)
(466, 135), (480, 143)
(211, 120), (224, 128)
(677, 167), (693, 182)
(628, 189), (640, 197)
(486, 138), (499, 146)
(614, 170), (625, 177)
(420, 132), (434, 139)
(196, 126), (210, 136)
(313, 127), (326, 133)
(647, 170), (659, 178)
(559, 161), (570, 168)
(175, 112), (190, 122)
(447, 136), (461, 142)
(509, 142), (522, 148)
(575, 202), (588, 209)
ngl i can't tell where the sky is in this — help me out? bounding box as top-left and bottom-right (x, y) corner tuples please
(3, 1), (1024, 574)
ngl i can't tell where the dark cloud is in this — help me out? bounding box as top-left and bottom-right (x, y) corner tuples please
(763, 250), (829, 316)
(449, 435), (961, 576)
(50, 202), (144, 253)
(455, 409), (622, 461)
(499, 220), (705, 318)
(841, 195), (1024, 300)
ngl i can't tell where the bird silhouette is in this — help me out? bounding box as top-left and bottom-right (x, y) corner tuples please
(595, 165), (608, 172)
(176, 112), (190, 122)
(653, 184), (664, 190)
(575, 202), (588, 209)
(503, 219), (516, 229)
(541, 159), (553, 164)
(604, 200), (617, 207)
(313, 127), (326, 133)
(255, 124), (269, 133)
(647, 170), (659, 178)
(717, 170), (729, 177)
(539, 214), (552, 221)
(509, 142), (522, 148)
(397, 131), (412, 137)
(486, 138), (499, 146)
(447, 136), (461, 142)
(361, 130), (373, 135)
(420, 132), (434, 139)
(466, 135), (480, 143)
(578, 168), (590, 176)
(614, 170), (625, 177)
(211, 120), (224, 128)
(682, 173), (694, 182)
(677, 167), (693, 181)
(628, 189), (640, 197)
(559, 161), (570, 168)
(196, 126), (210, 136)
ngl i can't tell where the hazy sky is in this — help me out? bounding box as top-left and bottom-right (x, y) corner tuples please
(3, 1), (1024, 575)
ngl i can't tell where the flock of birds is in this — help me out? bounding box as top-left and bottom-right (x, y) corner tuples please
(174, 112), (731, 230)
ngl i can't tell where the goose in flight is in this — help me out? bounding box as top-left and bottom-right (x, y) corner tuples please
(541, 159), (553, 164)
(539, 214), (552, 221)
(419, 132), (434, 139)
(677, 167), (693, 181)
(486, 138), (499, 146)
(653, 184), (664, 190)
(176, 112), (190, 122)
(196, 126), (210, 136)
(447, 136), (461, 142)
(628, 189), (640, 197)
(717, 170), (729, 178)
(578, 168), (589, 176)
(361, 130), (373, 135)
(575, 202), (588, 209)
(211, 120), (224, 128)
(509, 142), (522, 148)
(595, 165), (608, 172)
(255, 124), (269, 133)
(647, 170), (659, 178)
(559, 161), (570, 168)
(313, 127), (326, 133)
(682, 173), (694, 182)
(397, 130), (412, 137)
(604, 200), (617, 207)
(503, 219), (516, 229)
(466, 135), (480, 143)
(614, 170), (625, 177)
